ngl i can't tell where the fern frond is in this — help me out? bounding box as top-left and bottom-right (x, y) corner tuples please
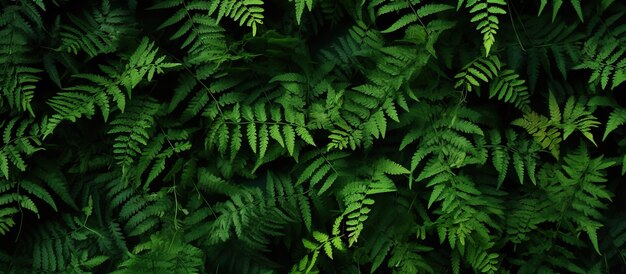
(266, 172), (312, 232)
(25, 212), (111, 273)
(294, 230), (345, 272)
(561, 96), (601, 144)
(45, 38), (178, 137)
(425, 171), (503, 251)
(378, 3), (454, 34)
(504, 15), (583, 91)
(207, 103), (313, 160)
(464, 0), (507, 56)
(112, 234), (204, 274)
(544, 145), (614, 254)
(406, 104), (487, 187)
(461, 243), (499, 273)
(388, 243), (436, 273)
(292, 0), (313, 24)
(488, 129), (540, 186)
(107, 97), (160, 173)
(122, 38), (181, 91)
(512, 92), (599, 158)
(0, 116), (42, 179)
(45, 91), (96, 136)
(19, 180), (57, 212)
(133, 129), (192, 189)
(208, 172), (311, 250)
(574, 37), (626, 90)
(31, 222), (69, 271)
(454, 55), (501, 92)
(319, 20), (384, 79)
(489, 69), (531, 112)
(106, 182), (167, 237)
(512, 111), (561, 157)
(0, 65), (40, 115)
(538, 0), (585, 21)
(59, 0), (135, 57)
(196, 167), (242, 195)
(0, 206), (18, 235)
(209, 0), (264, 36)
(296, 150), (349, 195)
(332, 45), (427, 146)
(211, 188), (280, 248)
(603, 106), (626, 140)
(505, 193), (551, 244)
(151, 2), (230, 69)
(337, 171), (396, 247)
(0, 8), (43, 114)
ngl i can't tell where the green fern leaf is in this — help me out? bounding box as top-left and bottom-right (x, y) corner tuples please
(546, 145), (614, 255)
(339, 174), (396, 247)
(376, 159), (410, 175)
(465, 0), (507, 56)
(107, 97), (160, 172)
(296, 151), (347, 194)
(574, 38), (626, 90)
(230, 124), (243, 160)
(512, 94), (599, 159)
(296, 126), (316, 146)
(283, 125), (296, 156)
(247, 122), (258, 153)
(388, 243), (436, 273)
(381, 4), (454, 33)
(19, 180), (57, 212)
(6, 149), (26, 172)
(270, 124), (285, 148)
(59, 0), (134, 57)
(604, 107), (626, 140)
(539, 0), (585, 21)
(0, 151), (8, 180)
(549, 91), (562, 123)
(259, 124), (270, 159)
(454, 56), (501, 92)
(489, 130), (509, 187)
(298, 194), (312, 232)
(489, 69), (531, 112)
(293, 0), (313, 24)
(214, 0), (264, 36)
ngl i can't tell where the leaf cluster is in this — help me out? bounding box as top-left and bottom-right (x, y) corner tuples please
(1, 0), (626, 273)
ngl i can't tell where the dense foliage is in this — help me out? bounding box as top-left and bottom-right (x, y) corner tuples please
(1, 0), (625, 272)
